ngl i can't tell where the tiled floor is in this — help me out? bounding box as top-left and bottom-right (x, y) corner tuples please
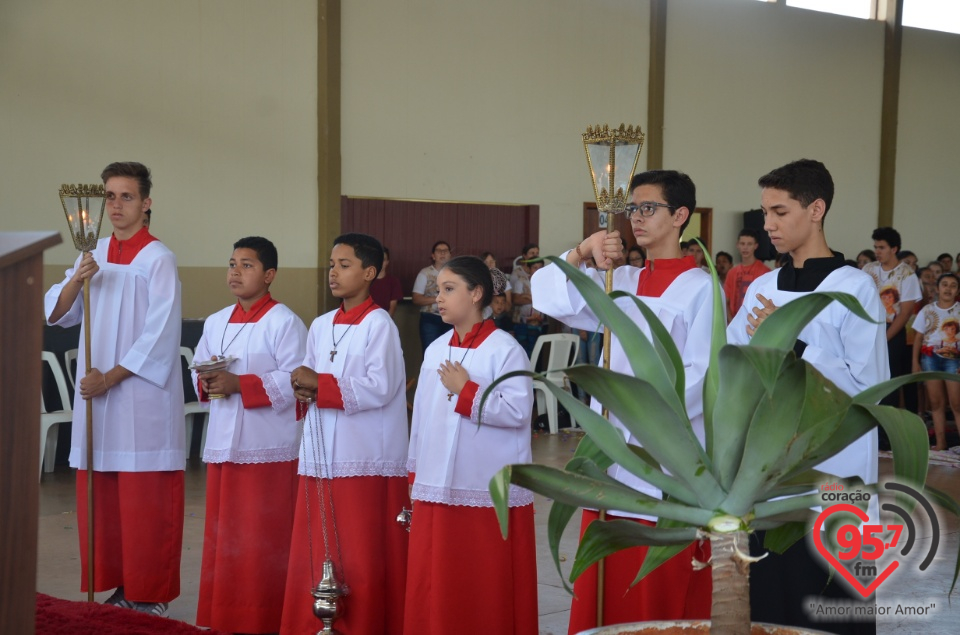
(36, 431), (960, 634)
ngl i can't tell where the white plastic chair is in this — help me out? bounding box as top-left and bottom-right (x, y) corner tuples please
(181, 346), (210, 457)
(40, 352), (73, 478)
(64, 348), (78, 391)
(529, 333), (580, 434)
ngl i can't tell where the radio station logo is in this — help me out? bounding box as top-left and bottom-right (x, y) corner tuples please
(812, 480), (939, 599)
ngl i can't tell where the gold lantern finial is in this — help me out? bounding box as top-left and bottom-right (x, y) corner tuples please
(582, 124), (645, 214)
(59, 184), (107, 252)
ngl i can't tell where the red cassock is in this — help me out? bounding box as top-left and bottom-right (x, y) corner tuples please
(566, 511), (711, 634)
(76, 470), (184, 602)
(282, 475), (409, 634)
(404, 502), (538, 635)
(197, 461), (299, 632)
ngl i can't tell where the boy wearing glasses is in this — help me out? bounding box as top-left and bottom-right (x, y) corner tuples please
(532, 170), (717, 631)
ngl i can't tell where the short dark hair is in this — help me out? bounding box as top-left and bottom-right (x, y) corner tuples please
(442, 255), (494, 308)
(872, 227), (902, 252)
(334, 233), (384, 276)
(630, 170), (697, 234)
(857, 249), (876, 262)
(521, 243), (539, 257)
(432, 241), (450, 254)
(899, 250), (916, 262)
(716, 251), (733, 265)
(679, 240), (690, 250)
(101, 161), (152, 198)
(937, 253), (953, 262)
(939, 272), (960, 287)
(738, 228), (760, 242)
(233, 236), (278, 271)
(758, 159), (834, 217)
(479, 251), (495, 261)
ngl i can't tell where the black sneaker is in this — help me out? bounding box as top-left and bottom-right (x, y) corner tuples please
(103, 587), (134, 609)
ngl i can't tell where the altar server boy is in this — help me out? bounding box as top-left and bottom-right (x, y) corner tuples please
(728, 159), (887, 634)
(533, 170), (717, 631)
(281, 233), (409, 635)
(192, 236), (307, 633)
(45, 161), (184, 616)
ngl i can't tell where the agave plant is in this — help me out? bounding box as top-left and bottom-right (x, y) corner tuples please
(487, 255), (960, 635)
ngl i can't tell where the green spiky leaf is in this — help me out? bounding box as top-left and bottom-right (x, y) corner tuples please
(571, 518), (697, 582)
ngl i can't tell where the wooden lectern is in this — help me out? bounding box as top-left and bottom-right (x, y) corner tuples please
(0, 231), (62, 635)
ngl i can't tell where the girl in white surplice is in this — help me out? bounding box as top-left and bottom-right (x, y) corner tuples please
(404, 256), (537, 635)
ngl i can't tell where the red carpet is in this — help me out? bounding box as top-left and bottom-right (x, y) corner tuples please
(36, 594), (229, 635)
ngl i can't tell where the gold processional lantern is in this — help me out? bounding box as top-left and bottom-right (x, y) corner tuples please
(58, 183), (107, 602)
(59, 184), (107, 253)
(581, 124), (644, 629)
(582, 124), (645, 216)
(580, 123), (644, 360)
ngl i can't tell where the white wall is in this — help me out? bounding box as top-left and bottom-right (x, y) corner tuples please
(665, 0), (885, 261)
(342, 0), (960, 262)
(3, 0), (958, 269)
(340, 0), (651, 256)
(895, 26), (960, 265)
(0, 0), (318, 268)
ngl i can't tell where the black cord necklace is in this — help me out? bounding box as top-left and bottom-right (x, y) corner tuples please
(330, 302), (375, 363)
(220, 298), (271, 356)
(445, 319), (487, 401)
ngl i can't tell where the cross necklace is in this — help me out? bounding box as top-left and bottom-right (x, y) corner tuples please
(446, 345), (472, 401)
(330, 302), (375, 363)
(219, 299), (271, 356)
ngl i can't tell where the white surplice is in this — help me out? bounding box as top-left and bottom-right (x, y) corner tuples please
(192, 302), (307, 464)
(299, 306), (408, 478)
(408, 329), (534, 507)
(44, 238), (185, 472)
(727, 265), (888, 520)
(532, 254), (717, 519)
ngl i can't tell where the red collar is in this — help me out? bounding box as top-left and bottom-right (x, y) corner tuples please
(107, 226), (158, 264)
(229, 293), (277, 323)
(636, 255), (697, 297)
(449, 318), (497, 349)
(334, 296), (378, 325)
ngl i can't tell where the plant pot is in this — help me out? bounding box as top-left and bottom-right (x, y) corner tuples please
(577, 621), (836, 635)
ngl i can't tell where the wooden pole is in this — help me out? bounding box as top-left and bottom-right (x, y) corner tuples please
(877, 0), (904, 227)
(596, 236), (617, 627)
(83, 276), (95, 602)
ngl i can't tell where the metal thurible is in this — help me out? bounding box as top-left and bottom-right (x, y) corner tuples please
(396, 508), (412, 532)
(311, 559), (347, 635)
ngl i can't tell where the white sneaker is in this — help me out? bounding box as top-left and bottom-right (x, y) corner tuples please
(132, 601), (169, 617)
(103, 587), (134, 609)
